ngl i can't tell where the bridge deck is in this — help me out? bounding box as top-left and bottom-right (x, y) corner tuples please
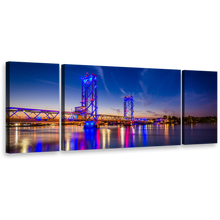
(6, 107), (146, 121)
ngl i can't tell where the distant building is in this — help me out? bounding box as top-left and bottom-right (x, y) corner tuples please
(156, 118), (164, 122)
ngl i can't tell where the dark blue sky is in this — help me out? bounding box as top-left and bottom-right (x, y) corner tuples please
(8, 63), (217, 118)
(64, 65), (181, 118)
(183, 70), (217, 117)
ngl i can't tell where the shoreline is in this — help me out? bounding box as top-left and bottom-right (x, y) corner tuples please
(5, 121), (219, 128)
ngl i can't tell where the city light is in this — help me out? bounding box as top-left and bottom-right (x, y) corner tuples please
(5, 60), (219, 152)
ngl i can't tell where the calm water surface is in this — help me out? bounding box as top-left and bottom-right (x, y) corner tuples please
(6, 123), (217, 153)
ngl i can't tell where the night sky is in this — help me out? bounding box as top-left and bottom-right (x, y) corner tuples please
(8, 63), (217, 119)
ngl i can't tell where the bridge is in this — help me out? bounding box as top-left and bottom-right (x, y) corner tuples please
(6, 72), (148, 126)
(6, 107), (147, 123)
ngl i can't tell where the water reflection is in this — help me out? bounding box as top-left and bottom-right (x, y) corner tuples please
(138, 125), (142, 138)
(121, 127), (125, 147)
(65, 126), (147, 151)
(21, 138), (29, 153)
(7, 126), (59, 153)
(118, 126), (120, 146)
(65, 126), (101, 151)
(96, 129), (99, 149)
(164, 124), (170, 139)
(8, 123), (215, 152)
(102, 129), (106, 149)
(125, 126), (129, 148)
(131, 126), (135, 147)
(66, 136), (70, 151)
(6, 124), (182, 153)
(35, 140), (43, 152)
(15, 127), (18, 144)
(143, 125), (147, 146)
(107, 129), (110, 147)
(74, 136), (78, 150)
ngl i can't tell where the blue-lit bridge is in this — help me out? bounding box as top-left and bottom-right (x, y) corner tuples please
(6, 72), (149, 126)
(6, 107), (147, 125)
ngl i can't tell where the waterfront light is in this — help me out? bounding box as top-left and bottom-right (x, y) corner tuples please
(66, 137), (70, 151)
(15, 127), (18, 144)
(121, 127), (124, 147)
(102, 130), (106, 149)
(107, 129), (110, 146)
(21, 139), (29, 153)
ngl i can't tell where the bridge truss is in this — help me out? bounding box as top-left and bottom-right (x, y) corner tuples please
(6, 107), (145, 123)
(124, 95), (134, 120)
(6, 107), (59, 120)
(80, 72), (98, 121)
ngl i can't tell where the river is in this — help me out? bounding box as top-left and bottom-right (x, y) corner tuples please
(8, 123), (214, 153)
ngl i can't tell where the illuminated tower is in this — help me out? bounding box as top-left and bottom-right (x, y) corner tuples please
(124, 95), (134, 120)
(80, 72), (98, 121)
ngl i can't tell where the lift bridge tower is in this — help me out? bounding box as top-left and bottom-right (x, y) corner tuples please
(124, 95), (134, 121)
(80, 72), (98, 126)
